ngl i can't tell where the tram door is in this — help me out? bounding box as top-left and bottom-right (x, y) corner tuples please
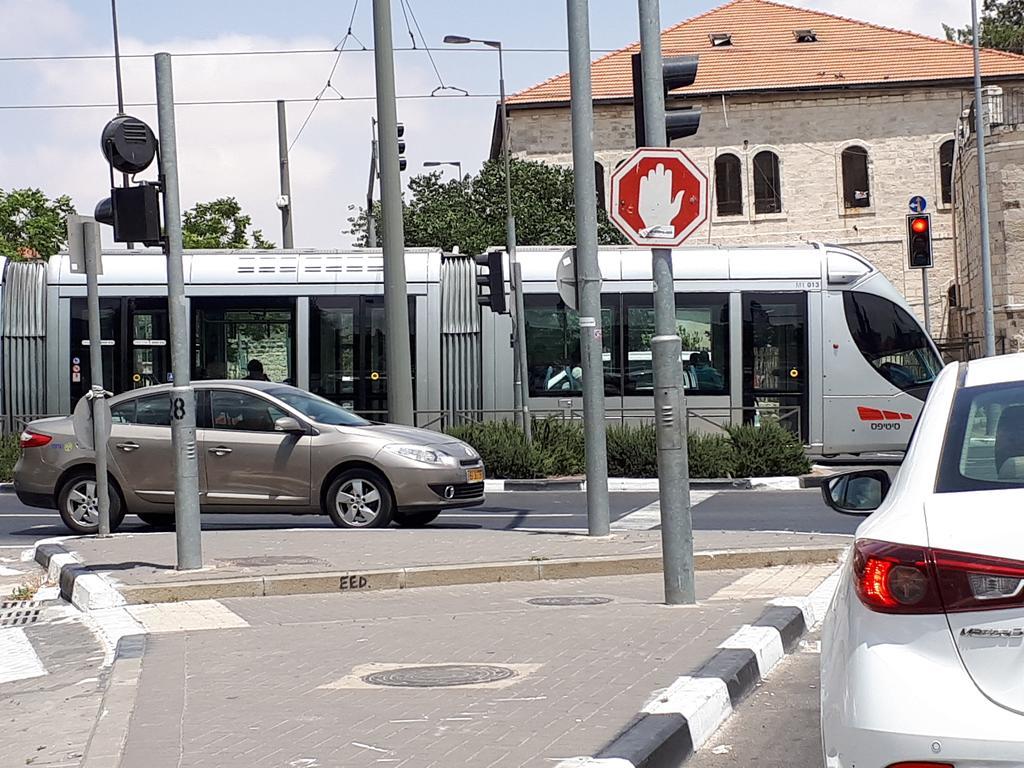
(128, 299), (169, 389)
(310, 296), (414, 417)
(742, 292), (809, 441)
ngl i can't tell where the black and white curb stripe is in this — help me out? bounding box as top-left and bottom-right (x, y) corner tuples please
(556, 567), (841, 768)
(34, 540), (125, 612)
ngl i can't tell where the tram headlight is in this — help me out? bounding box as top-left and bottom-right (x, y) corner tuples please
(382, 444), (458, 467)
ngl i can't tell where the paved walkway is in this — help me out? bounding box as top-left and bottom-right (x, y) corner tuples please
(112, 564), (836, 768)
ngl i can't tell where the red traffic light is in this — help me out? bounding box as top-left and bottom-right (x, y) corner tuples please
(911, 217), (929, 234)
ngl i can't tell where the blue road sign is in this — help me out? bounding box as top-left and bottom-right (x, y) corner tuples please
(909, 195), (927, 213)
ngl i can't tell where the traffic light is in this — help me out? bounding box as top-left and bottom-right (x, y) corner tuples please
(397, 122), (407, 172)
(475, 250), (507, 314)
(631, 52), (701, 147)
(95, 115), (163, 245)
(907, 213), (933, 269)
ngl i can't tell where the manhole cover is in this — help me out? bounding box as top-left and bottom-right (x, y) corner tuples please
(361, 664), (516, 688)
(0, 601), (42, 627)
(217, 556), (327, 568)
(527, 596), (612, 607)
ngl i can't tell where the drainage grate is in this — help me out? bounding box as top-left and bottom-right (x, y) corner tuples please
(361, 664), (516, 688)
(0, 601), (42, 627)
(527, 596), (613, 607)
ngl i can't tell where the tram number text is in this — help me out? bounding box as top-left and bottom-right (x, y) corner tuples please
(869, 422), (901, 431)
(794, 280), (821, 290)
(172, 397), (186, 421)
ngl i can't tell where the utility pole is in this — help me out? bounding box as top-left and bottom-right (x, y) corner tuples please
(367, 122), (378, 249)
(922, 271), (932, 336)
(638, 0), (695, 605)
(371, 0), (415, 425)
(82, 220), (112, 536)
(566, 0), (610, 537)
(972, 0), (996, 357)
(109, 0), (133, 249)
(276, 100), (294, 249)
(155, 53), (202, 570)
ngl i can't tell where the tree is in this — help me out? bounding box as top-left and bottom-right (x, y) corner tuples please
(0, 187), (77, 261)
(348, 157), (627, 253)
(182, 197), (274, 249)
(944, 0), (1024, 53)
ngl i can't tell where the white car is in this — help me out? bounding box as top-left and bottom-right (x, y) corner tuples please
(820, 352), (1024, 767)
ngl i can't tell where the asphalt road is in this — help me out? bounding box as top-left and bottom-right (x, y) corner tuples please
(0, 488), (858, 545)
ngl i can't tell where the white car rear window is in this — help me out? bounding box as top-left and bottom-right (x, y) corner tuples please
(939, 382), (1024, 492)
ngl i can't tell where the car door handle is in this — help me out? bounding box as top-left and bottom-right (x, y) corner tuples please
(208, 446), (233, 456)
(116, 442), (141, 452)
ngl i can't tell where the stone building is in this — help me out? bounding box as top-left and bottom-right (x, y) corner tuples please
(954, 88), (1024, 355)
(500, 0), (1024, 337)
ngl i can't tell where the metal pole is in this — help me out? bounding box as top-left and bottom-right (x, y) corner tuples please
(110, 0), (133, 248)
(371, 0), (415, 425)
(638, 0), (694, 605)
(922, 269), (932, 336)
(155, 52), (202, 570)
(498, 44), (532, 442)
(566, 0), (610, 537)
(367, 120), (378, 249)
(972, 0), (996, 357)
(276, 100), (294, 249)
(83, 221), (111, 537)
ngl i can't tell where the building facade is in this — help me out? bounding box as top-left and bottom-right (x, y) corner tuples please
(502, 0), (1024, 339)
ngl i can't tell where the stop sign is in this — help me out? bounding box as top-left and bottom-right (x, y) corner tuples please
(609, 147), (708, 247)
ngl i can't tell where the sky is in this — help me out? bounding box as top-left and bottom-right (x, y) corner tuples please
(0, 0), (974, 249)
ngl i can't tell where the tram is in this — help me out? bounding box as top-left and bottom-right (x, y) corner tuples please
(0, 243), (942, 455)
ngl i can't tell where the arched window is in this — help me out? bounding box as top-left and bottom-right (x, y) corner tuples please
(714, 153), (743, 216)
(940, 139), (955, 205)
(753, 150), (782, 214)
(841, 145), (870, 209)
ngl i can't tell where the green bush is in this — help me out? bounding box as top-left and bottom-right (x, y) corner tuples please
(0, 433), (20, 482)
(447, 419), (810, 479)
(688, 433), (737, 479)
(607, 423), (658, 477)
(727, 422), (812, 478)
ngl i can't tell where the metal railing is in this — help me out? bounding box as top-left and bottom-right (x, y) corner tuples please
(934, 334), (1008, 363)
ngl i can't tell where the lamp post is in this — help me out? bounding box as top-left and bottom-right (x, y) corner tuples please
(424, 160), (464, 179)
(443, 34), (531, 442)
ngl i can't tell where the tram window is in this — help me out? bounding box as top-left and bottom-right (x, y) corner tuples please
(524, 296), (618, 397)
(623, 294), (729, 395)
(210, 391), (287, 432)
(192, 301), (294, 384)
(843, 291), (942, 392)
(70, 298), (121, 403)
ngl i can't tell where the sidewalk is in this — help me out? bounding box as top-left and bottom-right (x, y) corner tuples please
(38, 527), (850, 608)
(103, 563), (838, 768)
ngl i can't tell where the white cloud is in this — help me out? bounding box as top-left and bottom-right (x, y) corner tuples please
(788, 0), (968, 39)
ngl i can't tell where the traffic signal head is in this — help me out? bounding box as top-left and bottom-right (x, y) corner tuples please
(397, 122), (407, 172)
(95, 185), (162, 245)
(631, 53), (701, 147)
(906, 213), (933, 269)
(474, 250), (507, 314)
(100, 115), (158, 174)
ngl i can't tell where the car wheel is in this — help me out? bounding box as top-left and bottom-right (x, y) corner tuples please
(394, 510), (441, 528)
(136, 512), (175, 529)
(325, 469), (394, 529)
(57, 472), (126, 535)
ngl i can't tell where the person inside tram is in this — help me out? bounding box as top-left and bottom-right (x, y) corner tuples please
(245, 359), (270, 381)
(687, 351), (724, 390)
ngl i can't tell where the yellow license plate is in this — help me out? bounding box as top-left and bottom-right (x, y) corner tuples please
(467, 468), (484, 483)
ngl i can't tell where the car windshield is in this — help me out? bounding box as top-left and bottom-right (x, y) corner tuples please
(937, 381), (1024, 492)
(843, 291), (942, 390)
(266, 388), (370, 426)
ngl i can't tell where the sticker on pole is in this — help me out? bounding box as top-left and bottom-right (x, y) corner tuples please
(609, 147), (708, 247)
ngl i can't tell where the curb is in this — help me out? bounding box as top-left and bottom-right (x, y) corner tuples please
(556, 566), (842, 768)
(0, 482), (13, 494)
(33, 540), (844, 610)
(81, 634), (146, 768)
(486, 474), (828, 493)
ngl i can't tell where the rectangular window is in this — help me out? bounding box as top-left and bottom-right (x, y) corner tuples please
(524, 296), (618, 397)
(135, 395), (171, 426)
(210, 391), (286, 432)
(623, 293), (729, 395)
(938, 382), (1024, 492)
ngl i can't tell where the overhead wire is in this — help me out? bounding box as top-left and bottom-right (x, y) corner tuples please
(0, 93), (502, 111)
(400, 0), (468, 96)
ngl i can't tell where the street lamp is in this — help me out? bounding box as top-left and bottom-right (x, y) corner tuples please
(424, 160), (464, 179)
(444, 33), (531, 442)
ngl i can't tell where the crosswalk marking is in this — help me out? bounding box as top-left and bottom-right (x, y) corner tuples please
(0, 627), (47, 684)
(611, 490), (718, 531)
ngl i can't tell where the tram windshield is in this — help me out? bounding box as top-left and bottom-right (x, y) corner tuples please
(267, 387), (370, 427)
(843, 291), (942, 392)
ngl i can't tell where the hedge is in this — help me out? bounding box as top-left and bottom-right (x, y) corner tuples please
(0, 433), (19, 483)
(446, 418), (811, 479)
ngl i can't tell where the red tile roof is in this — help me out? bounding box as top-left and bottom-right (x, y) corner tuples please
(509, 0), (1024, 106)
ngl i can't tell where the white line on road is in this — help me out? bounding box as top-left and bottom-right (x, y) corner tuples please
(438, 513), (576, 518)
(0, 514), (58, 518)
(0, 627), (47, 683)
(611, 490), (718, 531)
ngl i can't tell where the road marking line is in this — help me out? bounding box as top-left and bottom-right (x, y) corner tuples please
(611, 490), (717, 531)
(126, 599), (249, 633)
(438, 513), (576, 518)
(0, 627), (47, 683)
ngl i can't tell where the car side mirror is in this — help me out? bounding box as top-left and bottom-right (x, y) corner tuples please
(274, 416), (304, 434)
(821, 469), (891, 516)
